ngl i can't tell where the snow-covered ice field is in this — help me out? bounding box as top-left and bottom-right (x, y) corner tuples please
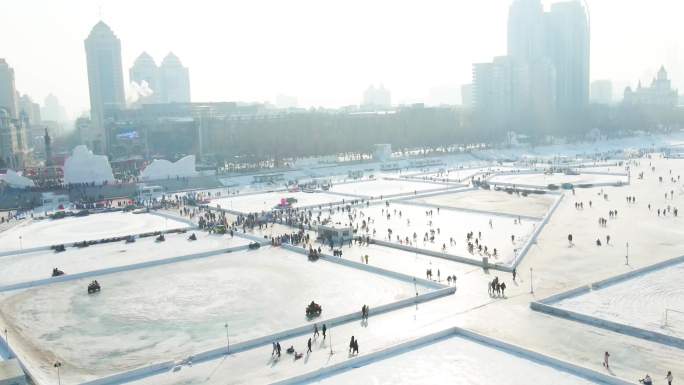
(209, 191), (348, 213)
(320, 202), (536, 266)
(310, 334), (598, 385)
(410, 166), (516, 183)
(409, 189), (555, 218)
(488, 172), (628, 187)
(0, 212), (189, 251)
(0, 246), (429, 381)
(329, 179), (448, 198)
(0, 232), (249, 287)
(554, 261), (684, 338)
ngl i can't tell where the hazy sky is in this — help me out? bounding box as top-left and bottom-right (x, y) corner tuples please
(2, 0), (683, 117)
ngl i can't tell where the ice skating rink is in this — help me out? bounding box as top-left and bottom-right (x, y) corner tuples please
(554, 261), (684, 337)
(320, 202), (536, 266)
(209, 191), (348, 213)
(0, 246), (428, 379)
(329, 179), (448, 198)
(410, 189), (556, 218)
(0, 212), (189, 251)
(311, 334), (598, 385)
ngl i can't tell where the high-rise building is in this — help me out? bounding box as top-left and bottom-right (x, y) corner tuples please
(84, 21), (126, 155)
(507, 0), (546, 62)
(590, 80), (613, 104)
(362, 85), (391, 109)
(158, 53), (191, 103)
(129, 52), (159, 103)
(473, 0), (589, 137)
(18, 94), (41, 125)
(460, 84), (473, 108)
(0, 107), (28, 169)
(0, 59), (18, 119)
(42, 94), (68, 123)
(547, 1), (590, 113)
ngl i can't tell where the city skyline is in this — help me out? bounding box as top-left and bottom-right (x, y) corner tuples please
(2, 0), (684, 117)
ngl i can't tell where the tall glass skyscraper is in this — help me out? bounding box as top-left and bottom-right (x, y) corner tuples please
(84, 21), (125, 155)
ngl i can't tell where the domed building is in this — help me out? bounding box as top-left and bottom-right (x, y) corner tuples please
(623, 66), (679, 107)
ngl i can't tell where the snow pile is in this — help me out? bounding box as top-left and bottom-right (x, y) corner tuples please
(140, 155), (198, 181)
(63, 145), (115, 185)
(0, 169), (35, 188)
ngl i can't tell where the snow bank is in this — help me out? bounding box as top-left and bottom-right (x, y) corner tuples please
(63, 145), (115, 185)
(0, 169), (35, 188)
(140, 155), (198, 181)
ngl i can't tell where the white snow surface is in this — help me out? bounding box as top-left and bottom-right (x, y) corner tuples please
(409, 189), (555, 218)
(311, 335), (597, 385)
(0, 246), (428, 380)
(320, 202), (536, 266)
(141, 155), (198, 181)
(0, 232), (248, 286)
(329, 179), (448, 198)
(0, 212), (189, 251)
(554, 261), (684, 337)
(209, 191), (350, 214)
(63, 145), (115, 184)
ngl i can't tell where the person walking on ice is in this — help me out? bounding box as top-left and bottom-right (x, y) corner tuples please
(603, 351), (610, 369)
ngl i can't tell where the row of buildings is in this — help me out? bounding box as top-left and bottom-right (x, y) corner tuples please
(0, 59), (43, 169)
(83, 21), (191, 155)
(469, 0), (590, 137)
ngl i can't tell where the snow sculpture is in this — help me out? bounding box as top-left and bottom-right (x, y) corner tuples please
(140, 155), (198, 181)
(63, 145), (115, 185)
(0, 169), (35, 188)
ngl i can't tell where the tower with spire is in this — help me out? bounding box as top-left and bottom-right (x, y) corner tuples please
(44, 127), (53, 167)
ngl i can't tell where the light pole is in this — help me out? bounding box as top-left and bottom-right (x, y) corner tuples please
(329, 325), (334, 356)
(54, 362), (62, 385)
(224, 323), (229, 354)
(625, 242), (629, 265)
(18, 236), (22, 250)
(529, 268), (534, 294)
(3, 328), (9, 359)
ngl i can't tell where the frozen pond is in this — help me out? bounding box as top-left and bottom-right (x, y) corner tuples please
(0, 246), (428, 378)
(209, 191), (349, 214)
(320, 202), (536, 266)
(554, 261), (684, 338)
(311, 334), (598, 385)
(410, 190), (555, 218)
(488, 172), (627, 187)
(0, 212), (189, 251)
(0, 232), (249, 287)
(329, 179), (448, 198)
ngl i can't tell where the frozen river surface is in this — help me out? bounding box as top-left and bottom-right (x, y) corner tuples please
(0, 212), (189, 251)
(311, 334), (599, 385)
(209, 191), (349, 213)
(0, 232), (249, 287)
(410, 189), (555, 218)
(320, 202), (536, 267)
(0, 246), (426, 377)
(555, 261), (684, 337)
(329, 179), (448, 198)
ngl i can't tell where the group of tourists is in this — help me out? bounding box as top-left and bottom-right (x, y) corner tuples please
(488, 276), (507, 297)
